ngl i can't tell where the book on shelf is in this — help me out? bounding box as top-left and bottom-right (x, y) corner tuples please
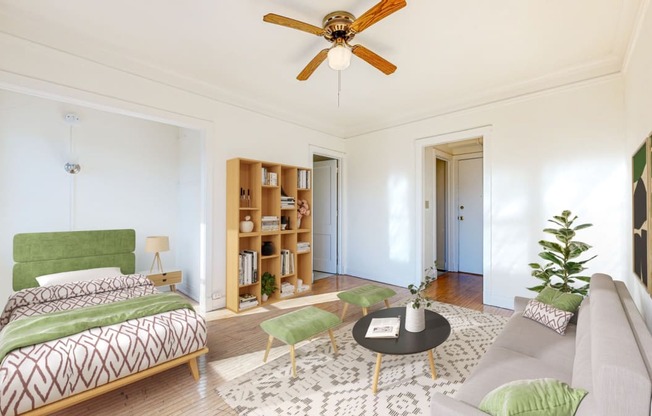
(261, 168), (278, 186)
(297, 169), (311, 189)
(297, 242), (310, 253)
(239, 293), (259, 309)
(280, 249), (295, 276)
(261, 216), (280, 232)
(365, 317), (401, 339)
(238, 250), (258, 285)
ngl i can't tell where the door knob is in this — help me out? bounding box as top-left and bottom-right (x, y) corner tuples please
(459, 216), (464, 221)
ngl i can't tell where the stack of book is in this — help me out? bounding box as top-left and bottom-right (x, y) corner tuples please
(239, 293), (258, 310)
(281, 195), (295, 209)
(297, 169), (311, 189)
(280, 249), (295, 276)
(297, 241), (310, 253)
(280, 282), (295, 298)
(261, 216), (280, 232)
(261, 168), (278, 186)
(238, 250), (258, 285)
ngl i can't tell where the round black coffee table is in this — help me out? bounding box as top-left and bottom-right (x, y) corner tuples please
(352, 307), (451, 394)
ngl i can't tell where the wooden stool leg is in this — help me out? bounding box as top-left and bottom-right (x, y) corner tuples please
(362, 307), (368, 316)
(384, 299), (390, 308)
(340, 303), (349, 321)
(187, 357), (200, 381)
(263, 335), (274, 362)
(372, 353), (383, 394)
(328, 329), (338, 354)
(290, 344), (297, 377)
(428, 349), (437, 379)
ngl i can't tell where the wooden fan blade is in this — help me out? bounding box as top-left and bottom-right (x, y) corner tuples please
(263, 13), (324, 36)
(351, 45), (397, 75)
(350, 0), (407, 34)
(297, 49), (329, 81)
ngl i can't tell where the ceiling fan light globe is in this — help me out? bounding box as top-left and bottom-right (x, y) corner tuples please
(327, 45), (352, 71)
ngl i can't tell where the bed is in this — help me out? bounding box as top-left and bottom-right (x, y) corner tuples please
(0, 229), (208, 416)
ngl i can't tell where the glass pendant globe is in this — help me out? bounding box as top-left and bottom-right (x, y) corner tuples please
(327, 45), (352, 71)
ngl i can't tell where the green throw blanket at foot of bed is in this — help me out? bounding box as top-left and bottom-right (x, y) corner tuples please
(0, 292), (194, 363)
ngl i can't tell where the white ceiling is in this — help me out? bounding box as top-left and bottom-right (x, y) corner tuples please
(0, 0), (644, 138)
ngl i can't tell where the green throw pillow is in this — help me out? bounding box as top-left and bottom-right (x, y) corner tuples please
(479, 378), (587, 416)
(536, 287), (583, 313)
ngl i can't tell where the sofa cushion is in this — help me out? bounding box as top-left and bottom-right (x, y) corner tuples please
(491, 312), (576, 374)
(478, 378), (587, 416)
(522, 299), (574, 335)
(455, 346), (572, 407)
(588, 274), (651, 416)
(536, 287), (584, 313)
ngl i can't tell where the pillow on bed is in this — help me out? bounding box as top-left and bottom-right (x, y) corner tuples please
(36, 267), (122, 286)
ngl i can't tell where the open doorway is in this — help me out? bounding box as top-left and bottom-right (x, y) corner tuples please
(312, 153), (341, 280)
(432, 138), (484, 274)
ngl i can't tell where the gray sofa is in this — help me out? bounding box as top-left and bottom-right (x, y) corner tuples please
(431, 273), (652, 415)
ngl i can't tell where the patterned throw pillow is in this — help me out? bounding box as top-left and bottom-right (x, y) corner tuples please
(522, 299), (574, 335)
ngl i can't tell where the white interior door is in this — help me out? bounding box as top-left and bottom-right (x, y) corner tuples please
(313, 159), (337, 274)
(457, 157), (483, 274)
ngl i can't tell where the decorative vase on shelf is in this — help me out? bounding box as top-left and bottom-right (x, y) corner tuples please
(297, 217), (302, 229)
(240, 216), (254, 233)
(405, 301), (426, 332)
(261, 241), (274, 256)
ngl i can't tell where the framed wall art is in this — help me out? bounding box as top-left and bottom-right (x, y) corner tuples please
(633, 133), (652, 295)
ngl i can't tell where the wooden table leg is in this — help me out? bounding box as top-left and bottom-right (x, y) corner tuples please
(384, 299), (390, 308)
(328, 329), (338, 354)
(428, 349), (437, 379)
(362, 307), (368, 316)
(263, 335), (273, 362)
(290, 344), (296, 378)
(372, 353), (383, 394)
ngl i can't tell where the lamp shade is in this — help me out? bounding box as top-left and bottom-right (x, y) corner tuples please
(327, 44), (352, 70)
(145, 236), (169, 253)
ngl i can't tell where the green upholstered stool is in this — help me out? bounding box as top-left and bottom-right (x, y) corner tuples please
(337, 284), (396, 320)
(260, 306), (341, 377)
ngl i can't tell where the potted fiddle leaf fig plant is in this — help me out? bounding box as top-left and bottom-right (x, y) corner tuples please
(528, 210), (596, 296)
(261, 272), (277, 302)
(406, 262), (438, 332)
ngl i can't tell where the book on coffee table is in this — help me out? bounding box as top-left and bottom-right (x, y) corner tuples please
(365, 317), (401, 338)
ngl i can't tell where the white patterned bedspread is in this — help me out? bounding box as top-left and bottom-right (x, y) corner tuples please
(0, 275), (207, 416)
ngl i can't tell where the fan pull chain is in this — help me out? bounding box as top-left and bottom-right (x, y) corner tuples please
(337, 70), (342, 108)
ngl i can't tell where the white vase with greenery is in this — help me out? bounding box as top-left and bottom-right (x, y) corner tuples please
(406, 263), (438, 332)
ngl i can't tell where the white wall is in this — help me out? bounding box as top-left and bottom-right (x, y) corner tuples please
(624, 1), (652, 326)
(347, 77), (626, 309)
(0, 32), (347, 311)
(0, 89), (183, 304)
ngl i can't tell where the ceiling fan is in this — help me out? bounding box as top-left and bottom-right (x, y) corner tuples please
(263, 0), (407, 81)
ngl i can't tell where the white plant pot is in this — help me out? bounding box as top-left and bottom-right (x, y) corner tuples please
(405, 302), (426, 332)
(262, 294), (269, 302)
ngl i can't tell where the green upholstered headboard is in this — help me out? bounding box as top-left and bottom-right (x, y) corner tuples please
(13, 229), (136, 291)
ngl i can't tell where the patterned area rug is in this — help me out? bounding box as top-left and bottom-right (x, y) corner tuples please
(216, 302), (509, 415)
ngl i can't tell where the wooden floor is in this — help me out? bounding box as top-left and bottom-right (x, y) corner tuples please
(55, 272), (512, 415)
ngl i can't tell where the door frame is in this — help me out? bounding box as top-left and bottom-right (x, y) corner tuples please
(415, 126), (492, 295)
(310, 145), (345, 275)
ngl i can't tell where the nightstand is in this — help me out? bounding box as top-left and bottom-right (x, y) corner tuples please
(145, 270), (182, 292)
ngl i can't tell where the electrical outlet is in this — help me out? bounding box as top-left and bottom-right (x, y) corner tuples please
(64, 113), (80, 124)
(211, 292), (223, 300)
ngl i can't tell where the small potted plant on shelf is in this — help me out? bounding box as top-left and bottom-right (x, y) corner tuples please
(406, 262), (439, 332)
(261, 271), (277, 302)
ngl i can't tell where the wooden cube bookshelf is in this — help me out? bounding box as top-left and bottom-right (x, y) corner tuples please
(226, 158), (313, 313)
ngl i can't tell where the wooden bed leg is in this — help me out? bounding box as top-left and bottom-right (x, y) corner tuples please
(263, 335), (274, 362)
(188, 357), (200, 381)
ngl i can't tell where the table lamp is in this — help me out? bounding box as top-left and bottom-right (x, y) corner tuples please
(145, 236), (169, 273)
